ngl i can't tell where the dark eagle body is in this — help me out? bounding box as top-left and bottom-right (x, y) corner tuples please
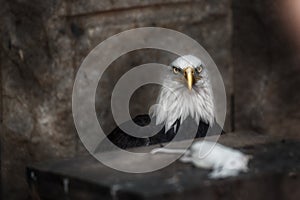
(96, 55), (224, 152)
(106, 114), (223, 150)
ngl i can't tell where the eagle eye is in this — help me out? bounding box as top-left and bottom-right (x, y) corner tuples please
(173, 67), (180, 74)
(196, 66), (203, 73)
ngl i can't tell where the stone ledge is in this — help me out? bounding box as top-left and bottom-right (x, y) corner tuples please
(26, 132), (300, 199)
(67, 0), (229, 17)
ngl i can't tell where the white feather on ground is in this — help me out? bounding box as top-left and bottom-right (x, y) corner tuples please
(151, 141), (252, 178)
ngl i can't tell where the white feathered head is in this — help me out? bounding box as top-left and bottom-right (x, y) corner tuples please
(152, 55), (215, 132)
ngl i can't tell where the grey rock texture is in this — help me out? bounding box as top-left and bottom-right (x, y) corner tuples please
(233, 0), (300, 137)
(0, 0), (76, 199)
(26, 134), (300, 200)
(0, 0), (231, 199)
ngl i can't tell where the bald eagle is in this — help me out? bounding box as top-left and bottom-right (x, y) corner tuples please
(99, 55), (223, 151)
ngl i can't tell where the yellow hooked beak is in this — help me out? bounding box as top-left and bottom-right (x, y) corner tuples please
(184, 67), (195, 90)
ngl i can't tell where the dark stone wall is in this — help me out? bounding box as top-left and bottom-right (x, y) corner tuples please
(232, 0), (300, 137)
(0, 0), (76, 199)
(0, 0), (232, 199)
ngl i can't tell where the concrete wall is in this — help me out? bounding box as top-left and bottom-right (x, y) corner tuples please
(232, 0), (300, 137)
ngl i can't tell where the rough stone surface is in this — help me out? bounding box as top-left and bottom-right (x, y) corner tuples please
(233, 0), (300, 137)
(0, 0), (76, 199)
(1, 0), (231, 199)
(26, 134), (300, 200)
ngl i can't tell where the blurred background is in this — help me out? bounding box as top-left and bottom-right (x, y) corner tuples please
(1, 0), (300, 199)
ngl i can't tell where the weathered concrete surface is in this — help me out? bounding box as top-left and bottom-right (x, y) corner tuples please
(0, 0), (76, 199)
(232, 0), (300, 137)
(26, 133), (300, 200)
(0, 0), (232, 199)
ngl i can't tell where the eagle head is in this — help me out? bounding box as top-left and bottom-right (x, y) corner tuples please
(151, 55), (215, 132)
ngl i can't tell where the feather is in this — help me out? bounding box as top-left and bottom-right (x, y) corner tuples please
(153, 55), (215, 132)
